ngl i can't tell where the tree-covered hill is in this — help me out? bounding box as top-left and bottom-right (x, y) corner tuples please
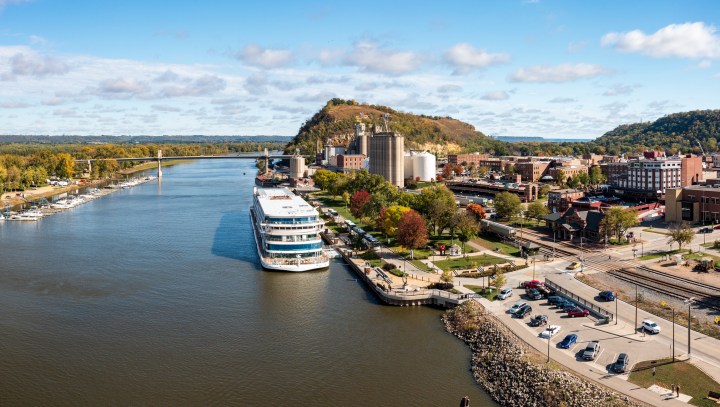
(284, 99), (510, 157)
(592, 109), (720, 155)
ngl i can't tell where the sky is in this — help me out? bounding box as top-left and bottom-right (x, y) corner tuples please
(0, 0), (719, 139)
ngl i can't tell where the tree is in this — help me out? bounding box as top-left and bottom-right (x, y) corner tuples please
(588, 166), (606, 186)
(350, 190), (371, 218)
(381, 205), (411, 237)
(0, 163), (7, 192)
(342, 191), (351, 210)
(554, 169), (566, 186)
(493, 270), (506, 290)
(396, 210), (429, 254)
(577, 172), (590, 188)
(539, 184), (552, 198)
(440, 270), (454, 283)
(506, 164), (516, 174)
(454, 212), (479, 254)
(667, 222), (695, 251)
(599, 206), (639, 243)
(442, 164), (453, 179)
(417, 185), (456, 235)
(312, 169), (337, 191)
(55, 153), (75, 179)
(466, 203), (486, 221)
(567, 174), (580, 189)
(494, 192), (522, 219)
(526, 201), (549, 224)
(477, 166), (490, 178)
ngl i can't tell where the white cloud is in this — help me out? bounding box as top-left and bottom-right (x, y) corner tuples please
(603, 84), (639, 96)
(157, 74), (225, 97)
(480, 90), (509, 101)
(601, 22), (720, 59)
(698, 60), (712, 69)
(548, 97), (577, 103)
(567, 41), (587, 54)
(509, 63), (610, 83)
(91, 78), (150, 99)
(0, 0), (29, 11)
(437, 84), (462, 93)
(2, 52), (70, 80)
(236, 44), (294, 68)
(342, 41), (424, 74)
(294, 91), (336, 103)
(444, 43), (510, 74)
(0, 101), (30, 108)
(244, 72), (269, 95)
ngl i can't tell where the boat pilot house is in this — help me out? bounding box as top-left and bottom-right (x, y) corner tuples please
(544, 208), (605, 242)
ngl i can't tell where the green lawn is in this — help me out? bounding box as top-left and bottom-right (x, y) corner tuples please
(434, 254), (508, 271)
(359, 251), (385, 268)
(410, 259), (434, 272)
(639, 249), (688, 261)
(685, 251), (720, 262)
(472, 234), (521, 257)
(428, 236), (477, 254)
(465, 285), (497, 301)
(628, 358), (720, 407)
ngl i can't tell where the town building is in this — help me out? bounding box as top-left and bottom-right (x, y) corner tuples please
(549, 164), (588, 183)
(515, 161), (550, 182)
(544, 208), (605, 242)
(448, 153), (490, 166)
(476, 158), (510, 174)
(336, 154), (366, 171)
(548, 189), (586, 213)
(665, 185), (720, 223)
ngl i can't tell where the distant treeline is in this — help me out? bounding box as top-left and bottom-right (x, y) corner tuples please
(0, 140), (287, 192)
(0, 135), (292, 144)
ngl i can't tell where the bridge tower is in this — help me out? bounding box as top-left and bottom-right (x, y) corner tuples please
(157, 149), (163, 178)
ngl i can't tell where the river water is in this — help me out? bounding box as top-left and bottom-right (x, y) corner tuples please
(0, 159), (495, 406)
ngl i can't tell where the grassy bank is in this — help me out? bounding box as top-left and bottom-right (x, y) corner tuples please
(434, 254), (508, 271)
(471, 234), (521, 257)
(628, 358), (720, 407)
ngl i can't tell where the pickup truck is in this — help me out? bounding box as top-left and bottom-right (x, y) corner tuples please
(583, 341), (600, 360)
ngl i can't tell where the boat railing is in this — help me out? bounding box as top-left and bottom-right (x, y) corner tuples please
(263, 254), (329, 266)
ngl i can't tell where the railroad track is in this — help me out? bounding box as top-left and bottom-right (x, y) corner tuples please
(607, 268), (720, 310)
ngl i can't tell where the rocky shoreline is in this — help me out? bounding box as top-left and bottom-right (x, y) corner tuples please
(443, 302), (644, 407)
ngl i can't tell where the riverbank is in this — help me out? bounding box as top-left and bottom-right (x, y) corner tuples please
(443, 301), (643, 407)
(1, 159), (191, 208)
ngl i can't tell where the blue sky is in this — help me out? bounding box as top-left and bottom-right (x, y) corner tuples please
(0, 0), (719, 139)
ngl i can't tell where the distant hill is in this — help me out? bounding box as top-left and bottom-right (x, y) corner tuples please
(495, 136), (591, 143)
(284, 99), (506, 157)
(592, 110), (720, 155)
(0, 135), (291, 144)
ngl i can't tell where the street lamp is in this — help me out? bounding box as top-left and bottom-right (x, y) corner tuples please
(685, 298), (695, 357)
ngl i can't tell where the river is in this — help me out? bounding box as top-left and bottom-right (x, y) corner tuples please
(0, 159), (495, 406)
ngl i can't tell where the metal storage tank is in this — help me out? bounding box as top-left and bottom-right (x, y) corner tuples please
(369, 131), (404, 188)
(289, 156), (306, 179)
(404, 152), (414, 180)
(412, 151), (436, 181)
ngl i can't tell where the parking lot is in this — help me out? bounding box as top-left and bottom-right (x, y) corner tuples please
(497, 288), (664, 378)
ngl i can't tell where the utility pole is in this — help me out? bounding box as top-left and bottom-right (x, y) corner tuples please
(635, 284), (638, 334)
(685, 298), (695, 358)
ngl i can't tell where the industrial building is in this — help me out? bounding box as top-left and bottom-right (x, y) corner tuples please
(289, 154), (306, 180)
(404, 151), (437, 182)
(369, 131), (405, 188)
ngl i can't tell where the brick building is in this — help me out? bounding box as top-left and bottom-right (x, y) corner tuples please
(515, 161), (550, 182)
(448, 153), (490, 166)
(549, 164), (588, 183)
(665, 185), (720, 223)
(547, 189), (585, 213)
(336, 154), (366, 171)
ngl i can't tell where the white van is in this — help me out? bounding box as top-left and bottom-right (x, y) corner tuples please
(508, 300), (527, 314)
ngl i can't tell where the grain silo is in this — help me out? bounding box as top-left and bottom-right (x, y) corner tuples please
(412, 151), (436, 181)
(289, 155), (306, 179)
(404, 152), (414, 180)
(369, 131), (404, 188)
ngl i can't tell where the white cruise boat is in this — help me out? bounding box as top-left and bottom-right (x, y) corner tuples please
(250, 187), (329, 272)
(8, 209), (43, 221)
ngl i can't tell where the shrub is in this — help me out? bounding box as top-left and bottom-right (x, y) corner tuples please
(429, 282), (454, 290)
(388, 268), (405, 277)
(382, 263), (396, 272)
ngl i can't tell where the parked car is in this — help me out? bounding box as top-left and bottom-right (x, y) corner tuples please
(641, 319), (661, 334)
(582, 341), (600, 360)
(561, 302), (578, 312)
(526, 288), (543, 300)
(539, 325), (561, 338)
(598, 291), (615, 301)
(536, 285), (556, 297)
(521, 279), (545, 289)
(529, 314), (548, 327)
(699, 227), (713, 233)
(547, 296), (564, 305)
(612, 353), (630, 373)
(514, 304), (533, 318)
(508, 301), (527, 314)
(558, 334), (578, 349)
(567, 261), (582, 270)
(498, 288), (513, 300)
(567, 307), (590, 318)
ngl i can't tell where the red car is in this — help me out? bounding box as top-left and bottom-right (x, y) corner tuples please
(567, 308), (590, 318)
(521, 279), (545, 289)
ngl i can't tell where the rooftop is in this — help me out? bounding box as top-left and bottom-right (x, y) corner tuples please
(255, 187), (318, 217)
